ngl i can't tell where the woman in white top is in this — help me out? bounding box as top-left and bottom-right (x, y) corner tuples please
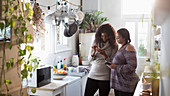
(84, 23), (118, 96)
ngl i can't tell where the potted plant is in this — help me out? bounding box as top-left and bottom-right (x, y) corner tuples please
(80, 10), (108, 33)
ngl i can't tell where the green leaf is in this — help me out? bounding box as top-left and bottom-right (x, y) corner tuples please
(0, 22), (4, 30)
(22, 22), (26, 26)
(19, 15), (23, 21)
(12, 15), (17, 19)
(26, 45), (34, 51)
(5, 5), (8, 13)
(21, 27), (27, 33)
(18, 49), (26, 56)
(33, 65), (38, 71)
(10, 8), (14, 13)
(31, 88), (36, 93)
(14, 27), (18, 35)
(11, 20), (16, 28)
(10, 58), (14, 67)
(18, 59), (24, 65)
(21, 69), (28, 79)
(8, 43), (12, 50)
(19, 39), (23, 44)
(28, 10), (34, 18)
(26, 34), (33, 43)
(30, 73), (32, 78)
(14, 5), (18, 10)
(25, 3), (30, 10)
(24, 64), (27, 69)
(31, 46), (34, 50)
(4, 79), (12, 85)
(27, 17), (31, 22)
(28, 64), (33, 72)
(28, 53), (32, 59)
(6, 62), (10, 70)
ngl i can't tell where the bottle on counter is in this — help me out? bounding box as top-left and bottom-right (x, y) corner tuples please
(57, 61), (61, 69)
(60, 60), (63, 69)
(63, 58), (67, 70)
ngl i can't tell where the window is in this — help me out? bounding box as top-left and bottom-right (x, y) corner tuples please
(122, 0), (155, 15)
(122, 0), (154, 57)
(124, 20), (151, 57)
(54, 22), (71, 53)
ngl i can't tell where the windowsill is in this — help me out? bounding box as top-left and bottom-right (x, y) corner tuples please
(55, 48), (72, 53)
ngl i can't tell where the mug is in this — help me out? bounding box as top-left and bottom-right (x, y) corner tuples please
(140, 83), (151, 90)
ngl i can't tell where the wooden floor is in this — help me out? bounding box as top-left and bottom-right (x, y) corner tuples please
(95, 89), (115, 96)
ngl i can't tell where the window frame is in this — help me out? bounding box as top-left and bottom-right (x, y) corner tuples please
(122, 14), (152, 58)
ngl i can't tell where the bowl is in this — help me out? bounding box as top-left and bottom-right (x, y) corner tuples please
(53, 73), (68, 80)
(53, 75), (67, 80)
(82, 61), (89, 65)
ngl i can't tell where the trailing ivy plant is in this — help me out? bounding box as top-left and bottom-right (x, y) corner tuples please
(0, 0), (40, 96)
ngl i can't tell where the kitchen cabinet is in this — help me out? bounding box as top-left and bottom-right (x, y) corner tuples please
(79, 33), (95, 60)
(28, 76), (81, 96)
(27, 82), (67, 96)
(53, 76), (81, 96)
(65, 78), (81, 96)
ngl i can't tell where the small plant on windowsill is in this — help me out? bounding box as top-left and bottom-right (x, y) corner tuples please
(80, 10), (108, 33)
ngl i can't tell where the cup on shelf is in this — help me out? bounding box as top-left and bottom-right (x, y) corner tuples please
(140, 83), (152, 91)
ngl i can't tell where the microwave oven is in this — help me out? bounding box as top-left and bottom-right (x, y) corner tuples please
(22, 65), (53, 87)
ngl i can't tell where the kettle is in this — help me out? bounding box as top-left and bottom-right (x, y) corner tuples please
(72, 55), (79, 66)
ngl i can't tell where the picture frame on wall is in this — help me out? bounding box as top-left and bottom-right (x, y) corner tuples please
(0, 20), (11, 42)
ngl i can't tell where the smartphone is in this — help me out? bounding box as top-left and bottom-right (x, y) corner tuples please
(105, 61), (111, 65)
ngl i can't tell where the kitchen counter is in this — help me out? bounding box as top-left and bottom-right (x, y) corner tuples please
(28, 81), (67, 96)
(53, 76), (82, 96)
(134, 73), (144, 96)
(134, 66), (160, 96)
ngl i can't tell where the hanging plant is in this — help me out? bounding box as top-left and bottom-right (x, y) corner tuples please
(0, 0), (40, 96)
(32, 1), (46, 38)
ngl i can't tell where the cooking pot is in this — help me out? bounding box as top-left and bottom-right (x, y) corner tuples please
(64, 21), (78, 37)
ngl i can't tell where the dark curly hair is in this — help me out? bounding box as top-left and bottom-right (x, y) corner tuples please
(95, 24), (117, 48)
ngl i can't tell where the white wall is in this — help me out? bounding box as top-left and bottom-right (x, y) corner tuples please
(32, 0), (80, 66)
(160, 14), (170, 96)
(100, 0), (123, 30)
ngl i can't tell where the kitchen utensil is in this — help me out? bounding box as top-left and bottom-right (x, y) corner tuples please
(63, 21), (77, 37)
(76, 10), (84, 24)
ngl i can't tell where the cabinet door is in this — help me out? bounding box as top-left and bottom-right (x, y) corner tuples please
(79, 33), (95, 59)
(65, 79), (81, 96)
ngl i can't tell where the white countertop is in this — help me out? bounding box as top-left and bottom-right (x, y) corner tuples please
(134, 73), (143, 96)
(28, 81), (67, 91)
(53, 76), (81, 85)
